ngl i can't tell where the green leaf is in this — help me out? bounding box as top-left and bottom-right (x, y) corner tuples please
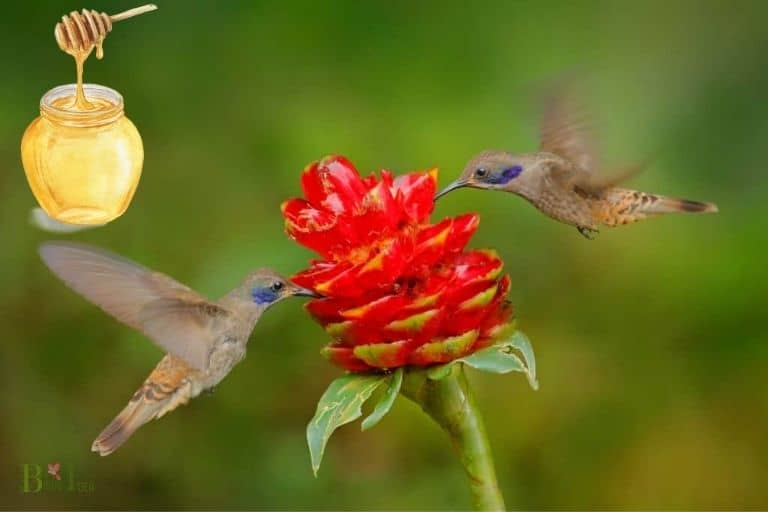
(509, 330), (538, 390)
(461, 345), (527, 373)
(361, 368), (403, 431)
(426, 361), (454, 381)
(306, 373), (387, 476)
(426, 330), (539, 390)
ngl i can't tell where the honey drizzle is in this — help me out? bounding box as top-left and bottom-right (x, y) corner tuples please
(72, 50), (95, 110)
(53, 5), (157, 111)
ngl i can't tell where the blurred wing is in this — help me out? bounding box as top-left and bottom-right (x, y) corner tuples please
(539, 81), (646, 195)
(576, 161), (647, 195)
(538, 82), (599, 172)
(554, 160), (648, 197)
(39, 241), (230, 370)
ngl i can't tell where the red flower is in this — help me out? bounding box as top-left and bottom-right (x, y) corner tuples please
(282, 156), (513, 372)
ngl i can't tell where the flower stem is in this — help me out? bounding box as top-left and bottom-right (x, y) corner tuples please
(401, 364), (505, 511)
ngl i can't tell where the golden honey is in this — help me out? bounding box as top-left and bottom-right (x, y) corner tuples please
(21, 84), (143, 225)
(21, 4), (155, 226)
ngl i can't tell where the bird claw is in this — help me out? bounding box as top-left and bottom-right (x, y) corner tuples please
(577, 226), (599, 239)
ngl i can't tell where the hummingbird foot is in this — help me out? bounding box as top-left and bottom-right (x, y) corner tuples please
(577, 226), (599, 240)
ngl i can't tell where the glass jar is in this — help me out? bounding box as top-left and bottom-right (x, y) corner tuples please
(21, 84), (143, 225)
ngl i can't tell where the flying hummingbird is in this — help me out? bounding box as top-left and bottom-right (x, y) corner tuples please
(435, 86), (718, 238)
(39, 241), (318, 456)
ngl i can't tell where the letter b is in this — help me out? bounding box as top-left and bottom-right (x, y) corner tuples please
(22, 464), (42, 493)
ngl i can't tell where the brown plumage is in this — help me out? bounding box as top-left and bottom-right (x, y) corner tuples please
(92, 354), (194, 456)
(594, 188), (716, 228)
(39, 241), (318, 455)
(435, 81), (718, 238)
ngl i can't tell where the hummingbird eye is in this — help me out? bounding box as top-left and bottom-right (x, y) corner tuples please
(270, 281), (284, 293)
(474, 168), (488, 178)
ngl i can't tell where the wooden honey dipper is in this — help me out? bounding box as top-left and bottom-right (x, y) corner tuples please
(54, 4), (157, 58)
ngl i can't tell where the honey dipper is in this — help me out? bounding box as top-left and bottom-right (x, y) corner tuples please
(54, 4), (158, 57)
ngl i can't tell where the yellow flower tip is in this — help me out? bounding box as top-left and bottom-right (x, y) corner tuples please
(421, 225), (451, 250)
(353, 340), (408, 368)
(315, 280), (332, 294)
(318, 155), (340, 168)
(325, 320), (352, 339)
(361, 251), (385, 272)
(406, 291), (441, 310)
(412, 330), (478, 361)
(385, 309), (438, 332)
(341, 302), (374, 320)
(428, 167), (439, 183)
(459, 284), (499, 311)
(435, 225), (451, 246)
(487, 322), (515, 341)
(363, 186), (385, 209)
(478, 248), (499, 259)
(484, 267), (503, 281)
(319, 346), (334, 360)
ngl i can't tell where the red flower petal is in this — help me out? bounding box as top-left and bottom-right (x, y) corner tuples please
(444, 214), (480, 254)
(412, 214), (480, 270)
(441, 279), (498, 309)
(383, 309), (446, 346)
(312, 264), (367, 297)
(300, 161), (328, 209)
(305, 297), (354, 324)
(291, 260), (353, 292)
(282, 198), (353, 257)
(321, 344), (372, 372)
(447, 249), (503, 284)
(348, 179), (400, 244)
(413, 218), (454, 268)
(353, 340), (412, 368)
(351, 236), (413, 294)
(340, 293), (410, 323)
(318, 155), (368, 214)
(392, 168), (438, 223)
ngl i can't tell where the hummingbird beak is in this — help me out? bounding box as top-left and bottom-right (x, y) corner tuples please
(434, 179), (469, 201)
(292, 286), (321, 298)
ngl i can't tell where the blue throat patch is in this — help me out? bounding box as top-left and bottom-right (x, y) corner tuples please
(252, 286), (278, 305)
(487, 165), (523, 184)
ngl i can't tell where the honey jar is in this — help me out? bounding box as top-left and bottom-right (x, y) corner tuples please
(21, 84), (143, 225)
(21, 4), (156, 227)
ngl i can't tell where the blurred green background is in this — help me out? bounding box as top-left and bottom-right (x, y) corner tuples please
(1, 0), (766, 509)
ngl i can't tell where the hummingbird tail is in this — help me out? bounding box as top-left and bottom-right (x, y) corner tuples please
(597, 188), (718, 226)
(92, 358), (194, 456)
(91, 392), (163, 456)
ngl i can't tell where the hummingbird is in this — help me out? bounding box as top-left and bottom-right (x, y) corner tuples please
(39, 241), (318, 456)
(435, 87), (718, 238)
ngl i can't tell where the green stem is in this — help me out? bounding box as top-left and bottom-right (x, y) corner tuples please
(401, 364), (505, 511)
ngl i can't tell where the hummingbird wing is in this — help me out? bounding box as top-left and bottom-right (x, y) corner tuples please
(538, 82), (599, 173)
(39, 241), (231, 371)
(539, 81), (646, 196)
(550, 160), (648, 198)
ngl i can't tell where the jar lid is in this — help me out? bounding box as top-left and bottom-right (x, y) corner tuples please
(40, 84), (125, 127)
